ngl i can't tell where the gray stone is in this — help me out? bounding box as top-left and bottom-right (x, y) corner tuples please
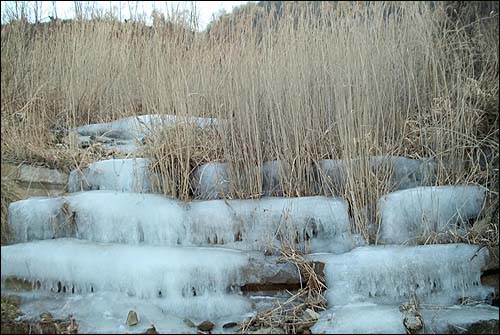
(183, 319), (196, 328)
(197, 320), (215, 332)
(126, 310), (139, 326)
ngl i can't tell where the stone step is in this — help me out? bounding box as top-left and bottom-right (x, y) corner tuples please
(0, 239), (247, 299)
(8, 191), (360, 254)
(311, 243), (494, 307)
(378, 185), (486, 244)
(311, 302), (499, 334)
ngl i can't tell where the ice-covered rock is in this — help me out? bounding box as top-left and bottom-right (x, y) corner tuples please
(68, 159), (153, 193)
(420, 304), (499, 334)
(315, 156), (436, 195)
(191, 162), (229, 199)
(72, 114), (221, 154)
(379, 185), (487, 244)
(262, 160), (287, 196)
(312, 243), (494, 306)
(8, 192), (359, 253)
(311, 303), (499, 334)
(187, 196), (359, 253)
(1, 238), (248, 300)
(7, 290), (252, 333)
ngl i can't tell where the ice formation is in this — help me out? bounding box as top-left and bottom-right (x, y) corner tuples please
(311, 303), (499, 334)
(312, 243), (494, 306)
(72, 114), (221, 153)
(10, 290), (252, 333)
(1, 238), (249, 300)
(420, 304), (499, 334)
(379, 185), (487, 244)
(315, 156), (436, 195)
(8, 192), (359, 253)
(67, 158), (153, 193)
(191, 162), (229, 199)
(311, 303), (407, 334)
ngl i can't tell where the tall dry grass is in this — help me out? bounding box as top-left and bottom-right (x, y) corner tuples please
(1, 2), (498, 242)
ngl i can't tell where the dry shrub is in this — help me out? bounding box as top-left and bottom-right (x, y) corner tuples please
(1, 2), (498, 243)
(1, 179), (20, 244)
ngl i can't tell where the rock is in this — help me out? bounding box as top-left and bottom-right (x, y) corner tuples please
(3, 277), (33, 292)
(304, 308), (320, 321)
(222, 322), (238, 329)
(39, 311), (53, 323)
(67, 158), (153, 193)
(67, 318), (78, 334)
(191, 163), (229, 199)
(183, 319), (196, 328)
(197, 320), (215, 332)
(127, 310), (139, 326)
(379, 185), (486, 244)
(464, 319), (499, 334)
(400, 305), (423, 334)
(145, 324), (159, 334)
(249, 327), (285, 334)
(1, 163), (67, 199)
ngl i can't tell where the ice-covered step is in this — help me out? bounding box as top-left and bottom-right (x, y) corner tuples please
(71, 114), (221, 154)
(8, 191), (360, 253)
(315, 156), (436, 195)
(1, 239), (248, 300)
(7, 290), (253, 334)
(68, 158), (153, 193)
(311, 303), (499, 334)
(312, 243), (494, 306)
(379, 185), (487, 244)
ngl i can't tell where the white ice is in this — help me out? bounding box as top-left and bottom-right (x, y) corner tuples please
(311, 303), (499, 334)
(8, 192), (359, 253)
(420, 304), (499, 334)
(379, 185), (487, 244)
(191, 162), (229, 199)
(1, 238), (249, 302)
(5, 290), (252, 333)
(67, 158), (153, 193)
(312, 243), (493, 306)
(311, 303), (406, 334)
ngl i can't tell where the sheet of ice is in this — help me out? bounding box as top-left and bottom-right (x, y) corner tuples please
(379, 185), (487, 244)
(7, 290), (252, 333)
(68, 158), (153, 193)
(311, 303), (406, 334)
(9, 192), (359, 253)
(312, 244), (493, 306)
(191, 162), (229, 199)
(315, 156), (436, 196)
(1, 239), (249, 301)
(420, 304), (499, 334)
(311, 303), (499, 334)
